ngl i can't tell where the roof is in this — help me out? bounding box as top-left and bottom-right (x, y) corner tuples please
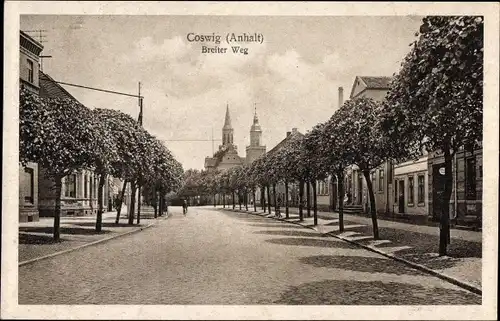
(359, 76), (392, 89)
(267, 130), (304, 155)
(39, 71), (80, 102)
(349, 76), (392, 99)
(204, 157), (217, 168)
(20, 31), (44, 55)
(223, 104), (232, 129)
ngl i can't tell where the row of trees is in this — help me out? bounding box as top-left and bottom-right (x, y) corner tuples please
(20, 89), (184, 241)
(178, 16), (483, 256)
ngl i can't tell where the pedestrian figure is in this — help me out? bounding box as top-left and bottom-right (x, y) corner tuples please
(182, 199), (188, 215)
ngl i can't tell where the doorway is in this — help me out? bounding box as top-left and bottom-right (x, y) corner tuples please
(398, 180), (405, 213)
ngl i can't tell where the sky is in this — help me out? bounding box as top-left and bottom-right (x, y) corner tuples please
(20, 15), (423, 170)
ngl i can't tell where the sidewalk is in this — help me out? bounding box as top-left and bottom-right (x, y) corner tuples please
(19, 209), (165, 264)
(218, 205), (482, 294)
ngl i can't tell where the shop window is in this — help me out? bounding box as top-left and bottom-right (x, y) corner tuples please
(408, 176), (414, 205)
(466, 157), (477, 200)
(417, 175), (425, 204)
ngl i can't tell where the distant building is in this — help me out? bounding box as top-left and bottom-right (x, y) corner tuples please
(19, 31), (43, 222)
(204, 104), (266, 171)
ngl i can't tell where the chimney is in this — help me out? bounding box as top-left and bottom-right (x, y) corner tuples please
(292, 128), (298, 134)
(286, 131), (291, 137)
(338, 86), (344, 108)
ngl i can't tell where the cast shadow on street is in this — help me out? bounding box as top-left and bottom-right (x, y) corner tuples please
(265, 237), (358, 249)
(253, 230), (328, 238)
(18, 233), (67, 244)
(65, 222), (136, 228)
(245, 223), (306, 229)
(19, 226), (112, 236)
(300, 255), (425, 276)
(272, 279), (481, 305)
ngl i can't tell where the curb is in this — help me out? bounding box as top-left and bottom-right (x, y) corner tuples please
(19, 217), (165, 267)
(224, 208), (482, 296)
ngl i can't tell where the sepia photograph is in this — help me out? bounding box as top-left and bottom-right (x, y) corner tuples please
(2, 2), (498, 320)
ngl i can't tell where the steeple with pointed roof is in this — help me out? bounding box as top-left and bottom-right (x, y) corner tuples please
(246, 103), (266, 164)
(222, 103), (234, 146)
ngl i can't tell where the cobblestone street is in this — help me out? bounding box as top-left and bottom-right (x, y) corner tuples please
(19, 207), (481, 305)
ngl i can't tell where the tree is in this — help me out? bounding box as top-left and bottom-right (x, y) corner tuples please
(20, 89), (98, 241)
(335, 97), (387, 239)
(90, 109), (121, 232)
(383, 16), (483, 255)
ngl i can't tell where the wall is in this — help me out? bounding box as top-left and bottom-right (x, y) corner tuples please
(393, 155), (428, 216)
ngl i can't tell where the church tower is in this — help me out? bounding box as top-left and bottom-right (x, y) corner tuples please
(222, 104), (234, 146)
(246, 104), (266, 164)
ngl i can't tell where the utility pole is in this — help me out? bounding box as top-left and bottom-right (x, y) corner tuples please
(137, 82), (143, 224)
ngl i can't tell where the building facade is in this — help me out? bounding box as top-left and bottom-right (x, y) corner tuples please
(427, 146), (482, 226)
(19, 31), (43, 222)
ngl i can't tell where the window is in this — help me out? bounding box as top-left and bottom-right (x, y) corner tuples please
(84, 175), (88, 198)
(417, 175), (425, 204)
(379, 169), (384, 192)
(24, 167), (34, 204)
(466, 157), (477, 200)
(27, 59), (34, 83)
(408, 176), (414, 205)
(64, 174), (77, 198)
(325, 179), (329, 195)
(371, 171), (376, 190)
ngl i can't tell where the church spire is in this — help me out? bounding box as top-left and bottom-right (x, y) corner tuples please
(253, 103), (259, 124)
(223, 103), (232, 129)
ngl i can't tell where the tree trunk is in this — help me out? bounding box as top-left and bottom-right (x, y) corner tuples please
(299, 180), (304, 221)
(128, 182), (137, 225)
(115, 180), (127, 224)
(137, 184), (141, 225)
(306, 181), (311, 217)
(89, 174), (93, 214)
(273, 183), (277, 213)
(158, 191), (163, 216)
(440, 149), (454, 256)
(214, 194), (216, 207)
(253, 188), (257, 212)
(312, 179), (318, 226)
(232, 191), (235, 209)
(285, 180), (289, 219)
(337, 170), (345, 232)
(153, 187), (158, 218)
(223, 192), (226, 208)
(238, 191), (242, 210)
(267, 185), (272, 214)
(96, 174), (105, 232)
(245, 191), (249, 211)
(363, 170), (379, 239)
(261, 185), (266, 212)
(53, 175), (63, 241)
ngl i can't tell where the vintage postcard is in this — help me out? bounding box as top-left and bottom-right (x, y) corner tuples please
(2, 1), (498, 320)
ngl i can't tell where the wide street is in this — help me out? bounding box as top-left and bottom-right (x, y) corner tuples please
(19, 207), (481, 305)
